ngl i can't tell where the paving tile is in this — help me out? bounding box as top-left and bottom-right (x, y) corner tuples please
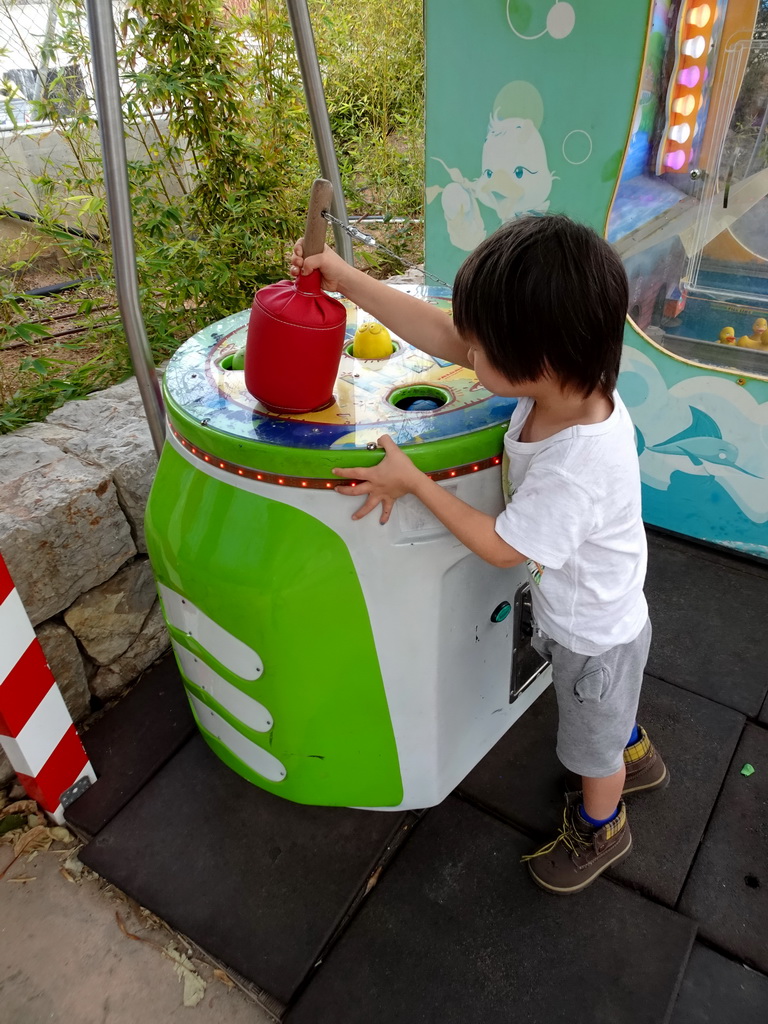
(669, 943), (768, 1024)
(645, 531), (768, 716)
(458, 675), (744, 906)
(678, 724), (768, 973)
(759, 690), (768, 727)
(65, 654), (196, 838)
(78, 733), (413, 1006)
(286, 796), (696, 1024)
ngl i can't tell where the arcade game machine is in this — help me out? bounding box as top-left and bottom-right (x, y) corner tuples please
(145, 294), (551, 811)
(425, 0), (768, 561)
(609, 0), (768, 559)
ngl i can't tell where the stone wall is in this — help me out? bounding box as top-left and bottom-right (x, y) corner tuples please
(0, 378), (169, 785)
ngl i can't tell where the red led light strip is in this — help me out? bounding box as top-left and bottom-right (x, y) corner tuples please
(171, 426), (501, 488)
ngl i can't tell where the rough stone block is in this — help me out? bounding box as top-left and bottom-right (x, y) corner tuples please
(0, 436), (136, 625)
(90, 602), (170, 702)
(13, 421), (79, 449)
(46, 389), (157, 553)
(64, 558), (157, 666)
(35, 620), (90, 722)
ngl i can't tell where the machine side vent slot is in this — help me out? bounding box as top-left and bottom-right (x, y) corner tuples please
(188, 695), (286, 782)
(509, 583), (549, 703)
(172, 641), (272, 732)
(158, 584), (263, 681)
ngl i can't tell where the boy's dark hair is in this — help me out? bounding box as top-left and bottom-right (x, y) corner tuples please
(452, 214), (628, 397)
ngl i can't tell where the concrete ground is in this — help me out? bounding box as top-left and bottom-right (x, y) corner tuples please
(3, 529), (767, 1022)
(0, 828), (274, 1024)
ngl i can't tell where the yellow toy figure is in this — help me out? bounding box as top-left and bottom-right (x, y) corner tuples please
(351, 322), (393, 359)
(760, 329), (768, 351)
(737, 318), (768, 348)
(717, 327), (736, 345)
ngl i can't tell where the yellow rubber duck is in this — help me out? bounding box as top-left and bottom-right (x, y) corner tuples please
(351, 322), (393, 359)
(717, 327), (736, 345)
(760, 330), (768, 351)
(737, 317), (768, 349)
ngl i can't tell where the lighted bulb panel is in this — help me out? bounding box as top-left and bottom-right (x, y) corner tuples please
(657, 1), (718, 174)
(144, 287), (550, 810)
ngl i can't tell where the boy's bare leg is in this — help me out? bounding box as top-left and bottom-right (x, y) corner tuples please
(582, 764), (626, 820)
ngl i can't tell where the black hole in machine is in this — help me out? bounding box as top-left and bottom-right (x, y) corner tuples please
(388, 385), (450, 412)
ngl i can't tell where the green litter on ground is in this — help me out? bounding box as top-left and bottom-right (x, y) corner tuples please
(740, 764), (755, 777)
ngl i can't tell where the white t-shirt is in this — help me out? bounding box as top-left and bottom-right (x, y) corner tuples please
(494, 393), (648, 656)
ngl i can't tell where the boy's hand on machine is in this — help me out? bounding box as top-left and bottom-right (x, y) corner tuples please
(333, 435), (423, 525)
(290, 240), (349, 293)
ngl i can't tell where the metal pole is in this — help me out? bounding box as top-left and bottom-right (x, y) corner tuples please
(84, 0), (165, 456)
(33, 0), (58, 103)
(286, 0), (354, 265)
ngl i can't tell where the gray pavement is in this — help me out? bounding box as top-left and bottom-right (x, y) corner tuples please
(0, 834), (274, 1024)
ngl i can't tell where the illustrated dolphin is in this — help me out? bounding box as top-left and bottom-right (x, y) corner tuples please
(635, 406), (761, 477)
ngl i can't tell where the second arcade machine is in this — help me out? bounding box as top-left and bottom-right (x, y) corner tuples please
(425, 0), (768, 561)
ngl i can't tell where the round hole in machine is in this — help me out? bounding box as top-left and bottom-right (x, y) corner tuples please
(217, 348), (246, 371)
(388, 385), (451, 412)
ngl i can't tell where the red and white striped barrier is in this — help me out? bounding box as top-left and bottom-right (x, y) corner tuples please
(0, 554), (95, 823)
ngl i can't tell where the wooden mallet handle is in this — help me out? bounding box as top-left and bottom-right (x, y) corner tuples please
(302, 178), (334, 258)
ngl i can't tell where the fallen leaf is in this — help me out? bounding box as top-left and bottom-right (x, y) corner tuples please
(364, 866), (383, 895)
(27, 814), (43, 828)
(14, 825), (52, 857)
(1, 801), (37, 817)
(60, 867), (75, 883)
(0, 815), (26, 836)
(213, 968), (234, 987)
(115, 911), (164, 951)
(164, 946), (206, 1007)
(49, 826), (74, 844)
(63, 851), (85, 879)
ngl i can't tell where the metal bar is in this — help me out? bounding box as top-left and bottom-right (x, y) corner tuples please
(84, 0), (165, 456)
(33, 0), (58, 103)
(285, 0), (354, 265)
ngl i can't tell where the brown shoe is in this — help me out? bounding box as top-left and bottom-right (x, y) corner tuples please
(623, 726), (669, 794)
(564, 726), (670, 796)
(523, 795), (632, 895)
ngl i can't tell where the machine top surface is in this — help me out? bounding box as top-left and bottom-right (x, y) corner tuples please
(163, 286), (516, 454)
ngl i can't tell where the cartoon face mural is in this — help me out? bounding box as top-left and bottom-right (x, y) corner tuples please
(427, 81), (556, 251)
(479, 113), (555, 220)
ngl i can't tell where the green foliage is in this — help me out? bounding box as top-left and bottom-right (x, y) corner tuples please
(0, 0), (424, 432)
(313, 0), (424, 217)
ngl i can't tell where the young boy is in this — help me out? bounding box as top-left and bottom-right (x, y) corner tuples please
(290, 214), (668, 895)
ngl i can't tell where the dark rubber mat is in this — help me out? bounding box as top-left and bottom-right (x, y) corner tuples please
(459, 674), (744, 906)
(286, 796), (696, 1024)
(679, 724), (768, 973)
(65, 654), (195, 838)
(78, 733), (413, 1005)
(645, 532), (768, 716)
(669, 943), (768, 1024)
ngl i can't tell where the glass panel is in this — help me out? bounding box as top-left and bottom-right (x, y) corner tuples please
(608, 0), (768, 376)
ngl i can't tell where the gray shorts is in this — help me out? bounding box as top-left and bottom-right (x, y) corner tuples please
(532, 619), (652, 779)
